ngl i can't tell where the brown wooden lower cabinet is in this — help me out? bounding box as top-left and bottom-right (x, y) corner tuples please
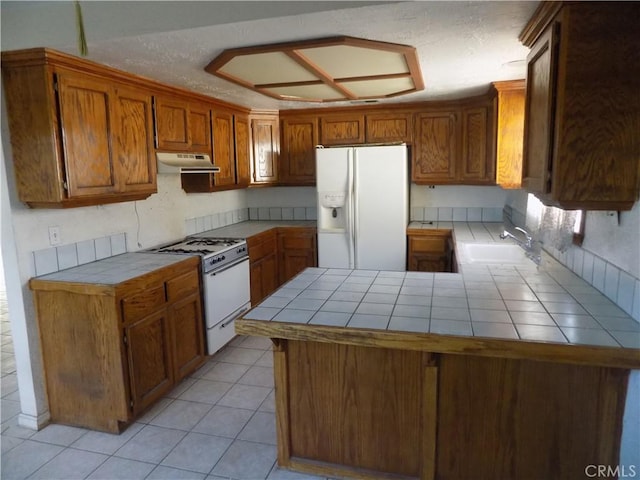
(407, 229), (454, 272)
(248, 227), (317, 305)
(29, 257), (206, 433)
(271, 339), (628, 480)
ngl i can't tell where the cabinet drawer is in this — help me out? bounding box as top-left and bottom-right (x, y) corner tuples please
(410, 236), (447, 253)
(122, 284), (166, 323)
(279, 234), (314, 250)
(166, 269), (200, 303)
(248, 234), (277, 262)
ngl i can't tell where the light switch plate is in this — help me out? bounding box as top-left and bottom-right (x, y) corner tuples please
(48, 226), (61, 246)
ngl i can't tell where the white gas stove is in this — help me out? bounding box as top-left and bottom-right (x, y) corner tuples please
(150, 236), (250, 355)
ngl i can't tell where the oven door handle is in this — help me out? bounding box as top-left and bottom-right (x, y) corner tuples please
(207, 256), (249, 276)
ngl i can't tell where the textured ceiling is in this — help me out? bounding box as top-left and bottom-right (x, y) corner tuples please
(1, 1), (539, 110)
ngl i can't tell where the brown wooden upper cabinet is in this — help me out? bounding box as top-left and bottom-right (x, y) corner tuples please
(211, 109), (236, 187)
(319, 114), (365, 145)
(251, 114), (279, 184)
(181, 108), (251, 193)
(520, 2), (640, 210)
(280, 115), (319, 185)
(234, 114), (252, 187)
(412, 97), (495, 185)
(154, 96), (212, 153)
(1, 49), (157, 208)
(492, 80), (525, 190)
(365, 112), (413, 144)
(413, 110), (458, 183)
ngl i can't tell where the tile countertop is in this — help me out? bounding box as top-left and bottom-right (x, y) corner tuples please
(241, 222), (640, 356)
(30, 252), (194, 285)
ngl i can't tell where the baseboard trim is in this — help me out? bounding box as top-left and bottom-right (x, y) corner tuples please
(18, 411), (50, 431)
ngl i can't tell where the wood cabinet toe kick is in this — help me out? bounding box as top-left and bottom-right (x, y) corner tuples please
(236, 319), (637, 480)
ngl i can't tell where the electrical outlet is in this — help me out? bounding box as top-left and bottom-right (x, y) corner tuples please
(48, 226), (61, 246)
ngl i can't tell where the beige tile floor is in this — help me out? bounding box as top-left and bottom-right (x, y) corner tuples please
(0, 285), (327, 480)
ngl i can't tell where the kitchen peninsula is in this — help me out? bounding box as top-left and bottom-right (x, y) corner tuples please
(236, 229), (640, 480)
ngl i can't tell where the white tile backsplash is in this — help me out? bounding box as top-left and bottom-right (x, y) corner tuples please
(592, 257), (606, 292)
(582, 251), (594, 284)
(438, 207), (453, 221)
(76, 239), (96, 265)
(604, 263), (620, 302)
(111, 233), (126, 256)
(33, 233), (127, 276)
(467, 207), (482, 222)
(94, 237), (112, 260)
(56, 244), (78, 270)
(617, 271), (636, 314)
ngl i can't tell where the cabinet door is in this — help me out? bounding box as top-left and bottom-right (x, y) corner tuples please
(251, 117), (279, 184)
(409, 253), (449, 273)
(189, 105), (212, 152)
(250, 254), (279, 305)
(413, 112), (457, 183)
(460, 106), (494, 184)
(169, 293), (205, 381)
(57, 72), (117, 197)
(320, 114), (365, 145)
(278, 229), (317, 284)
(280, 117), (318, 185)
(113, 86), (157, 194)
(124, 310), (173, 414)
(154, 97), (190, 150)
(235, 114), (251, 187)
(365, 113), (413, 143)
(212, 110), (236, 186)
(522, 26), (557, 194)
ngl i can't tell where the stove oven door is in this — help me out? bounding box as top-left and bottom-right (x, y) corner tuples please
(203, 257), (251, 355)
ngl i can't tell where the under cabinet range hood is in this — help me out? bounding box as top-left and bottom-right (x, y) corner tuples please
(156, 152), (221, 174)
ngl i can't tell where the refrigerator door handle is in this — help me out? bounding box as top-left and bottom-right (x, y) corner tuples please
(353, 149), (359, 269)
(347, 149), (356, 269)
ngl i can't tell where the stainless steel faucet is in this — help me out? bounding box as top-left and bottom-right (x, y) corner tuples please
(499, 226), (541, 265)
(499, 226), (532, 248)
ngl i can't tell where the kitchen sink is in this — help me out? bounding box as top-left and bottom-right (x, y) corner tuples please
(460, 242), (530, 265)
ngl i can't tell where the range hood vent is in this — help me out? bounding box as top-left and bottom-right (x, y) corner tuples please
(156, 152), (221, 174)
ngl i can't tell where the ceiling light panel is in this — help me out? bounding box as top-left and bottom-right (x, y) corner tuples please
(339, 77), (416, 97)
(205, 35), (424, 102)
(266, 83), (345, 101)
(300, 45), (409, 78)
(219, 51), (317, 84)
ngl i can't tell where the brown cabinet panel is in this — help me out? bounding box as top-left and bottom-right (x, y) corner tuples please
(521, 3), (640, 210)
(169, 293), (205, 381)
(154, 97), (212, 154)
(234, 114), (251, 187)
(248, 229), (279, 305)
(523, 26), (555, 195)
(320, 114), (365, 145)
(278, 227), (317, 284)
(189, 106), (211, 152)
(113, 87), (157, 194)
(121, 285), (166, 324)
(413, 111), (457, 183)
(166, 269), (200, 302)
(125, 309), (174, 415)
(280, 116), (318, 185)
(365, 112), (413, 143)
(251, 115), (279, 184)
(57, 73), (117, 197)
(212, 110), (236, 186)
(155, 97), (190, 150)
(407, 229), (453, 272)
(460, 106), (494, 184)
(493, 80), (525, 189)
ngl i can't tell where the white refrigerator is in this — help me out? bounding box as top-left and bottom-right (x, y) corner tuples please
(316, 144), (408, 271)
